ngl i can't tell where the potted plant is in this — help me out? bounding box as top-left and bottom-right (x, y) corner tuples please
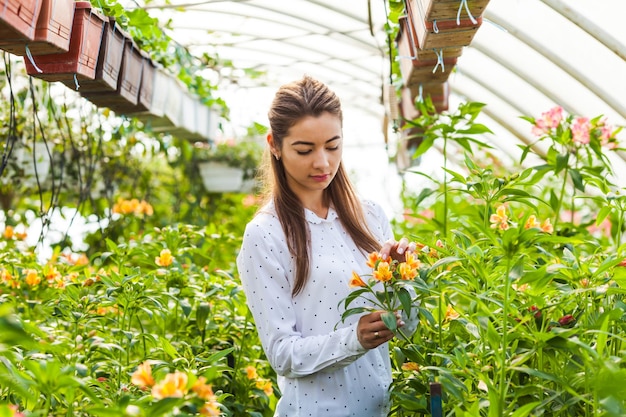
(194, 139), (264, 193)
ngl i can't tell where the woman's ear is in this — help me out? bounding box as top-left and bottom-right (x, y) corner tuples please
(267, 132), (281, 160)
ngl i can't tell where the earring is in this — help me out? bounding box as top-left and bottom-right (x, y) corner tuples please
(274, 154), (281, 161)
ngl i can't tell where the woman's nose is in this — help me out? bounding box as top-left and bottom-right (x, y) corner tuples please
(312, 150), (330, 168)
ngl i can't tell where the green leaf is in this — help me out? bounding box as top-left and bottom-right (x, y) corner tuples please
(159, 336), (179, 359)
(569, 168), (585, 192)
(381, 311), (397, 332)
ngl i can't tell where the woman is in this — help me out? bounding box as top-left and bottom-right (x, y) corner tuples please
(236, 75), (416, 416)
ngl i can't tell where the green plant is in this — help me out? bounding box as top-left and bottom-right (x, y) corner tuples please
(193, 139), (264, 180)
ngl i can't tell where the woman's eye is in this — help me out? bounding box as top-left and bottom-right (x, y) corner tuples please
(327, 146), (339, 151)
(296, 150), (311, 155)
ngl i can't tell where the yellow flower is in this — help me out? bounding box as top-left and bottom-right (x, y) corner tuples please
(444, 305), (460, 321)
(44, 265), (61, 283)
(490, 204), (509, 230)
(136, 200), (154, 216)
(199, 400), (221, 417)
(256, 379), (274, 396)
(398, 262), (417, 280)
(151, 371), (188, 399)
(401, 362), (420, 372)
(24, 269), (41, 287)
(349, 271), (367, 288)
(541, 218), (553, 234)
(524, 215), (541, 229)
(404, 251), (421, 270)
(131, 361), (155, 388)
(192, 377), (216, 401)
(155, 249), (174, 267)
(3, 225), (14, 239)
(373, 261), (392, 282)
(245, 366), (258, 380)
(1, 269), (19, 289)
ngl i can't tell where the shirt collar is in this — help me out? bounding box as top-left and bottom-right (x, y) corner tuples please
(305, 206), (338, 224)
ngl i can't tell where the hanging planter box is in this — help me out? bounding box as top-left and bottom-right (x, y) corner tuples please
(149, 77), (184, 133)
(197, 161), (244, 193)
(165, 92), (197, 139)
(0, 0), (42, 51)
(24, 2), (105, 83)
(416, 0), (490, 22)
(74, 17), (125, 95)
(135, 54), (157, 113)
(3, 0), (75, 57)
(396, 15), (462, 62)
(194, 103), (218, 141)
(132, 69), (174, 129)
(82, 37), (145, 115)
(406, 0), (482, 49)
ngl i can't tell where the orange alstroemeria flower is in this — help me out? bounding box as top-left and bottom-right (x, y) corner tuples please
(366, 251), (382, 268)
(192, 377), (216, 401)
(540, 218), (554, 234)
(349, 271), (367, 288)
(131, 361), (155, 388)
(24, 269), (41, 287)
(245, 366), (258, 380)
(490, 205), (509, 230)
(444, 305), (460, 321)
(199, 400), (221, 417)
(3, 225), (14, 239)
(373, 261), (393, 282)
(398, 262), (417, 281)
(525, 215), (541, 229)
(256, 379), (274, 396)
(151, 371), (188, 399)
(401, 362), (420, 372)
(155, 249), (174, 267)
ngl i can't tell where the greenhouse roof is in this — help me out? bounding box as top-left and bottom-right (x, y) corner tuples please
(139, 0), (626, 184)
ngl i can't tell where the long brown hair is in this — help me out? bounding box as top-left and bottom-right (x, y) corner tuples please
(259, 75), (380, 296)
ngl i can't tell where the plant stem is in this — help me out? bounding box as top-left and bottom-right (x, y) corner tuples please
(552, 164), (568, 233)
(443, 136), (448, 237)
(498, 256), (512, 416)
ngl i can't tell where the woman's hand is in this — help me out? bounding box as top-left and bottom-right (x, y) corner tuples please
(379, 237), (417, 263)
(357, 311), (405, 349)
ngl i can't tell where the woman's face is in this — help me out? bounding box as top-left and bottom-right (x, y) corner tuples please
(274, 112), (343, 199)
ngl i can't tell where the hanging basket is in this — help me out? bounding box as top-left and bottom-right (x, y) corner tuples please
(197, 161), (244, 193)
(24, 1), (105, 83)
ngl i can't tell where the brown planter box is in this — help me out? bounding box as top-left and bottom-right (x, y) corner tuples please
(396, 15), (462, 62)
(136, 55), (156, 112)
(407, 0), (482, 49)
(24, 2), (105, 83)
(74, 18), (126, 94)
(11, 0), (75, 56)
(82, 38), (144, 114)
(0, 0), (42, 50)
(416, 0), (490, 21)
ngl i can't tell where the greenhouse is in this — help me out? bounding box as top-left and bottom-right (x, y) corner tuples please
(1, 0), (625, 416)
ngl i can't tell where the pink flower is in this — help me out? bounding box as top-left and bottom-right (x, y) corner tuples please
(571, 117), (590, 145)
(532, 106), (563, 136)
